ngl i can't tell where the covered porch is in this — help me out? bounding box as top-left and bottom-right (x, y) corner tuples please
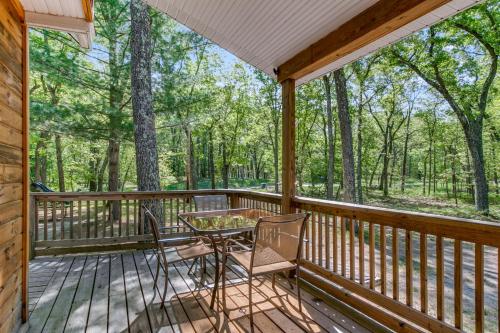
(0, 0), (497, 332)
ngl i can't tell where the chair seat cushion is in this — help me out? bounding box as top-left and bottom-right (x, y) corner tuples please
(164, 240), (213, 263)
(230, 250), (296, 275)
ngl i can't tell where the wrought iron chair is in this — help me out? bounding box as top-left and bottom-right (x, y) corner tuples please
(143, 205), (214, 307)
(221, 212), (310, 329)
(193, 194), (228, 211)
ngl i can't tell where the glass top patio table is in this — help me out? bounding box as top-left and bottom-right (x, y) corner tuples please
(178, 208), (271, 235)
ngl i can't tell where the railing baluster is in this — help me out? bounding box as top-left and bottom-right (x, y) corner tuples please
(312, 211), (316, 264)
(133, 200), (137, 235)
(86, 200), (90, 238)
(318, 213), (323, 267)
(52, 201), (57, 240)
(69, 201), (74, 239)
(126, 200), (130, 236)
(350, 219), (355, 280)
(43, 201), (48, 241)
(359, 220), (364, 285)
(369, 222), (375, 289)
(305, 212), (310, 261)
(436, 236), (444, 321)
(406, 230), (413, 307)
(380, 225), (386, 295)
(169, 198), (173, 229)
(78, 201), (82, 239)
(102, 200), (107, 237)
(34, 199), (39, 242)
(341, 217), (346, 276)
(475, 244), (484, 333)
(420, 233), (428, 314)
(94, 200), (98, 238)
(392, 227), (399, 301)
(333, 215), (338, 274)
(325, 213), (330, 270)
(454, 240), (462, 329)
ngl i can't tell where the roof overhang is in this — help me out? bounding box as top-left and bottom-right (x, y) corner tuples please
(146, 0), (481, 85)
(18, 0), (95, 49)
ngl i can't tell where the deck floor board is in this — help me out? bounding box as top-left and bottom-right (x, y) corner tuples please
(28, 251), (374, 333)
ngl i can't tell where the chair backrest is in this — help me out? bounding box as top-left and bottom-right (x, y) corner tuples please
(142, 205), (162, 249)
(193, 195), (228, 211)
(250, 213), (309, 269)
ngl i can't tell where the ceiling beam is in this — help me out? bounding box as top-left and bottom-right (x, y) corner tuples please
(277, 0), (450, 82)
(9, 0), (25, 22)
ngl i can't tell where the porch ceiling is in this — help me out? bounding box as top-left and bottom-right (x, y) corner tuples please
(146, 0), (481, 85)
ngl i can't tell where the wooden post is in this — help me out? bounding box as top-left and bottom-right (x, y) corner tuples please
(281, 78), (296, 214)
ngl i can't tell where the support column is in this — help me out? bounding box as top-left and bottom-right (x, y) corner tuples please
(281, 79), (296, 214)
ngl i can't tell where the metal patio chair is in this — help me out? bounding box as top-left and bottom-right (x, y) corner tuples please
(221, 212), (310, 329)
(193, 194), (228, 211)
(143, 205), (214, 307)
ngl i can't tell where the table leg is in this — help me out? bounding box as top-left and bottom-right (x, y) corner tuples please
(210, 235), (219, 309)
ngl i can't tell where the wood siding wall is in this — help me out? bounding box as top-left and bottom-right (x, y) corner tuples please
(0, 1), (26, 332)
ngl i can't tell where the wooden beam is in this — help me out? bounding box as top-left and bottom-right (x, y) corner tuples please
(21, 21), (29, 323)
(82, 0), (94, 22)
(277, 0), (450, 82)
(8, 0), (24, 22)
(281, 79), (296, 213)
(24, 12), (91, 34)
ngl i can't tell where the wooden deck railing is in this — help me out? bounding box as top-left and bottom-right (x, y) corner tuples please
(30, 190), (499, 332)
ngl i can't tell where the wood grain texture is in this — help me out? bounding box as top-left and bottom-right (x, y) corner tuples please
(281, 79), (296, 214)
(277, 0), (450, 81)
(0, 1), (24, 330)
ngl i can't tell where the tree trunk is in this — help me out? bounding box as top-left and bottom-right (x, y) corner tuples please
(97, 152), (108, 192)
(89, 146), (99, 191)
(322, 75), (335, 200)
(131, 0), (162, 228)
(356, 100), (363, 204)
(55, 134), (65, 192)
(400, 114), (411, 192)
(464, 120), (488, 211)
(184, 126), (197, 190)
(208, 130), (215, 189)
(334, 68), (356, 203)
(222, 141), (229, 189)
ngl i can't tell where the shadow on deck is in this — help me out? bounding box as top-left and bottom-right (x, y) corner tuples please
(27, 251), (376, 333)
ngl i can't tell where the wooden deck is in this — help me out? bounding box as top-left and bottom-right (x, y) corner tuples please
(27, 251), (374, 333)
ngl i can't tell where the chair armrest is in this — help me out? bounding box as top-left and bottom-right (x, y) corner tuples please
(223, 238), (252, 253)
(159, 225), (185, 231)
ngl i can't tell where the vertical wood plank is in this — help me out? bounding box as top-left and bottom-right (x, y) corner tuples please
(333, 216), (338, 274)
(436, 236), (444, 320)
(94, 200), (98, 238)
(349, 219), (355, 281)
(341, 217), (346, 276)
(454, 240), (462, 330)
(369, 222), (375, 289)
(133, 200), (137, 235)
(325, 213), (330, 270)
(406, 230), (413, 307)
(359, 220), (364, 285)
(318, 213), (323, 267)
(60, 201), (65, 240)
(44, 201), (48, 241)
(305, 212), (310, 261)
(126, 200), (130, 236)
(78, 201), (82, 239)
(420, 233), (428, 314)
(475, 244), (484, 333)
(102, 201), (107, 238)
(34, 199), (39, 242)
(52, 201), (57, 240)
(312, 211), (316, 264)
(380, 225), (386, 295)
(392, 227), (399, 301)
(69, 201), (74, 239)
(86, 200), (90, 238)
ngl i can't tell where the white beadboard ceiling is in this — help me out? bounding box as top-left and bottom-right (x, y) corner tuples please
(20, 0), (94, 48)
(146, 0), (481, 85)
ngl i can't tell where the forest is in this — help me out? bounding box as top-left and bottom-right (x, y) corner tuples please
(29, 0), (499, 221)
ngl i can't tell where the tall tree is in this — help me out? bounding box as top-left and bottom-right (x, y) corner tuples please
(392, 3), (498, 212)
(334, 68), (356, 203)
(131, 0), (161, 224)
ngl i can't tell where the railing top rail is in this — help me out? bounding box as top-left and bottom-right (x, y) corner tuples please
(293, 196), (500, 247)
